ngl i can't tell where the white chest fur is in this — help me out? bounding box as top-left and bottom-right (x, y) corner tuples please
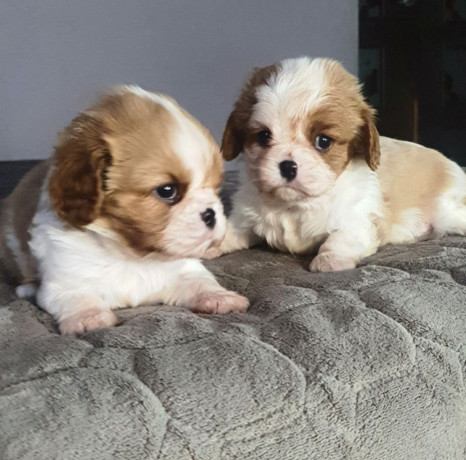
(252, 199), (329, 254)
(231, 160), (383, 255)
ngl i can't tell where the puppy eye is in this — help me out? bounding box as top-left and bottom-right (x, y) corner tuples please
(315, 134), (332, 152)
(257, 130), (272, 147)
(154, 184), (179, 204)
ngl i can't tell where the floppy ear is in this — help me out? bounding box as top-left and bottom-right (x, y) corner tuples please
(221, 64), (278, 161)
(49, 113), (111, 228)
(351, 104), (380, 171)
(221, 111), (245, 161)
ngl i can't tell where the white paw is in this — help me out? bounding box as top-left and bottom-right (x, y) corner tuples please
(16, 283), (37, 299)
(189, 290), (249, 314)
(59, 309), (117, 335)
(309, 253), (356, 272)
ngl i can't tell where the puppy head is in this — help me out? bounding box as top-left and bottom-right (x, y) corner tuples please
(49, 86), (225, 258)
(222, 57), (380, 202)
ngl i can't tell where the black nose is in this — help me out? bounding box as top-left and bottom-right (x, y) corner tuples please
(279, 160), (298, 181)
(200, 208), (216, 228)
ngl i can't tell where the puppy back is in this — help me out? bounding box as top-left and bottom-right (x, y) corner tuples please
(0, 160), (51, 284)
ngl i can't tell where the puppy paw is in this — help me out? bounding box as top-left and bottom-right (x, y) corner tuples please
(189, 290), (249, 314)
(59, 309), (117, 335)
(16, 283), (37, 299)
(309, 253), (356, 272)
(202, 246), (224, 259)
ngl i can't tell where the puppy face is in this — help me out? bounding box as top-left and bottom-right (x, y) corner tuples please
(222, 57), (380, 202)
(49, 86), (225, 258)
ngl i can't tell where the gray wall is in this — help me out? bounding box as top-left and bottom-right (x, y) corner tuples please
(0, 0), (358, 161)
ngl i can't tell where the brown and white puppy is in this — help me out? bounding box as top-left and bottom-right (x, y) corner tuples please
(0, 86), (248, 334)
(215, 57), (466, 271)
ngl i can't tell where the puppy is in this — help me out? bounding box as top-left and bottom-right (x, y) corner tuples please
(216, 57), (466, 271)
(0, 86), (248, 334)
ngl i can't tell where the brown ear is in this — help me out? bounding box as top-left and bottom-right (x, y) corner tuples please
(221, 64), (278, 161)
(221, 112), (245, 161)
(351, 104), (380, 171)
(49, 113), (111, 228)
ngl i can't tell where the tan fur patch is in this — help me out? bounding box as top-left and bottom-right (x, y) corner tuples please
(377, 137), (452, 240)
(306, 105), (361, 177)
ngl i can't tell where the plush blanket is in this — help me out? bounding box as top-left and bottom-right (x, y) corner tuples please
(0, 178), (465, 459)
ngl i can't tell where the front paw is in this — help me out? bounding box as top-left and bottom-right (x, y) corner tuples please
(59, 308), (117, 335)
(189, 290), (249, 314)
(309, 253), (356, 272)
(202, 246), (224, 259)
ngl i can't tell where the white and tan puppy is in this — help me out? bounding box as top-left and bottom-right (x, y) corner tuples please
(216, 57), (466, 271)
(0, 86), (248, 334)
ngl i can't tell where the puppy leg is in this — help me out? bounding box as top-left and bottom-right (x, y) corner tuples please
(160, 260), (249, 314)
(36, 286), (117, 335)
(59, 308), (117, 335)
(188, 288), (250, 314)
(432, 165), (466, 236)
(310, 224), (379, 272)
(204, 221), (260, 258)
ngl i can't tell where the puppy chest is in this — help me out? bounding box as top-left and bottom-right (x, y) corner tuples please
(257, 212), (327, 254)
(32, 233), (168, 308)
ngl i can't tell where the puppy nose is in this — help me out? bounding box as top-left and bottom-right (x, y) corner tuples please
(279, 160), (298, 181)
(200, 208), (216, 228)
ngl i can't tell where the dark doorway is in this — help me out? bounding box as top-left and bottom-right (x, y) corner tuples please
(359, 0), (466, 165)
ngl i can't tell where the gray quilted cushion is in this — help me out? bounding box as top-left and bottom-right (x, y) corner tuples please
(1, 234), (465, 459)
